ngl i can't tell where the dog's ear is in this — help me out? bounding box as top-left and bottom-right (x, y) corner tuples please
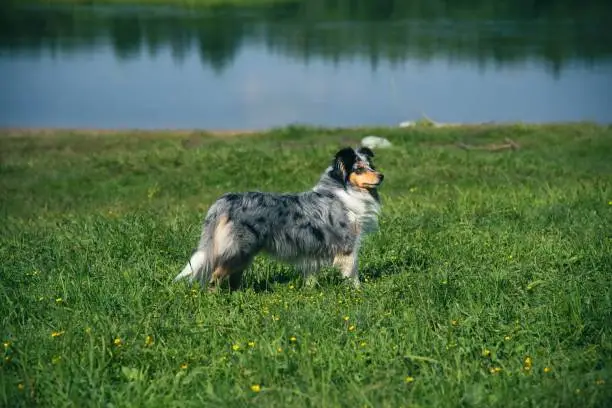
(330, 147), (356, 183)
(357, 146), (375, 159)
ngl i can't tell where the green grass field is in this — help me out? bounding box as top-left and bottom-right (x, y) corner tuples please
(1, 125), (611, 407)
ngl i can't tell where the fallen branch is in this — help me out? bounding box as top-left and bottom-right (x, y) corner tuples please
(456, 138), (520, 151)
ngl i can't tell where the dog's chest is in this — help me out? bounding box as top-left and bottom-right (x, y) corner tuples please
(336, 189), (380, 233)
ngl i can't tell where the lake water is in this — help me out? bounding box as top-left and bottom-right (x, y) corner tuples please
(1, 1), (611, 130)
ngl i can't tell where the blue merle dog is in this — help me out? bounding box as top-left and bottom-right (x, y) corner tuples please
(174, 146), (384, 291)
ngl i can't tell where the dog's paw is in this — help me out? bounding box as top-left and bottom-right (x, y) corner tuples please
(304, 275), (319, 288)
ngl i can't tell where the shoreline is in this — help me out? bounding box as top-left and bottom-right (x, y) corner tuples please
(0, 128), (261, 137)
(0, 121), (607, 137)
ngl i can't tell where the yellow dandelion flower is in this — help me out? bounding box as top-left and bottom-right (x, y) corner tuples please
(55, 297), (63, 303)
(343, 316), (350, 321)
(608, 201), (612, 206)
(248, 341), (256, 347)
(85, 327), (92, 334)
(52, 356), (61, 364)
(490, 367), (502, 374)
(272, 315), (280, 321)
(113, 337), (122, 347)
(360, 341), (367, 347)
(3, 341), (10, 349)
(451, 319), (458, 326)
(482, 349), (491, 358)
(232, 344), (241, 351)
(250, 384), (261, 393)
(51, 331), (65, 338)
(289, 284), (295, 290)
(596, 379), (605, 385)
(180, 363), (188, 370)
(17, 383), (24, 391)
(145, 335), (154, 346)
(348, 325), (356, 332)
(277, 347), (283, 353)
(404, 376), (415, 383)
(290, 336), (297, 342)
(523, 356), (532, 371)
(543, 367), (551, 373)
(4, 356), (11, 363)
(504, 335), (511, 341)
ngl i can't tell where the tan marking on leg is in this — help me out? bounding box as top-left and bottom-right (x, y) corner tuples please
(333, 252), (360, 288)
(210, 258), (253, 292)
(211, 265), (231, 284)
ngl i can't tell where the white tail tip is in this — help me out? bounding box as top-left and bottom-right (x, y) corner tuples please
(173, 250), (206, 283)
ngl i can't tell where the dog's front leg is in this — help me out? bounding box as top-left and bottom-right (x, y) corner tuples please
(333, 251), (360, 288)
(297, 262), (319, 288)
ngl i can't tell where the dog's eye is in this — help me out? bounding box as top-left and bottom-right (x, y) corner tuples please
(354, 168), (365, 174)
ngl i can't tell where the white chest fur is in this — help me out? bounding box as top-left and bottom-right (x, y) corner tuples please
(334, 188), (381, 234)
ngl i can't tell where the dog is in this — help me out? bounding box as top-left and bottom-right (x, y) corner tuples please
(173, 146), (384, 291)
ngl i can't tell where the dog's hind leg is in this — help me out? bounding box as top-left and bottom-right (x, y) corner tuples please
(208, 212), (264, 291)
(228, 269), (246, 291)
(209, 219), (260, 291)
(209, 256), (253, 292)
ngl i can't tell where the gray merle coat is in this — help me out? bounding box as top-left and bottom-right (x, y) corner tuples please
(174, 146), (384, 291)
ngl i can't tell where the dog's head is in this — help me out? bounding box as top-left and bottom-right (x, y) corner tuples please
(330, 146), (384, 191)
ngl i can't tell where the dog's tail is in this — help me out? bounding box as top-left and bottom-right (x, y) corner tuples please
(174, 204), (224, 287)
(173, 249), (211, 285)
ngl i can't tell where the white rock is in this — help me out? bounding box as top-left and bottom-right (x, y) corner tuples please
(399, 121), (415, 128)
(361, 135), (392, 149)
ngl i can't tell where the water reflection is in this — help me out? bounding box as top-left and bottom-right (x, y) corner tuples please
(1, 1), (611, 128)
(2, 1), (611, 75)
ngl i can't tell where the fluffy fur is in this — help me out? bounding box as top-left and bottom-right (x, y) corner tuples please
(174, 146), (384, 290)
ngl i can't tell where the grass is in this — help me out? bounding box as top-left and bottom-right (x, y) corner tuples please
(1, 124), (611, 407)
